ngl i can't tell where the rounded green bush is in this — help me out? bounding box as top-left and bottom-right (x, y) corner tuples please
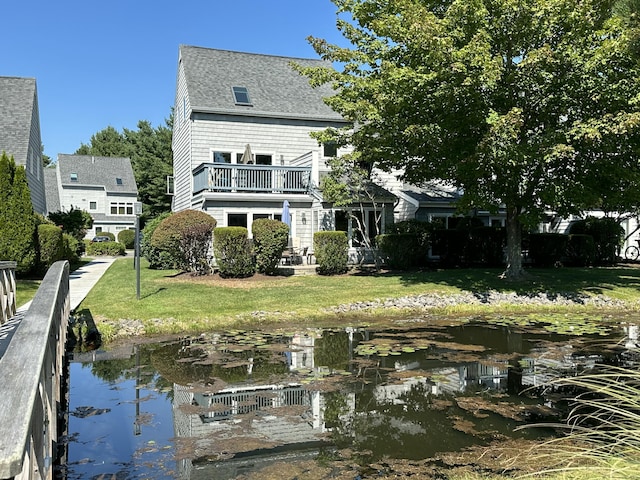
(151, 210), (217, 272)
(37, 223), (64, 271)
(117, 229), (136, 249)
(86, 241), (125, 256)
(314, 231), (348, 275)
(252, 218), (289, 275)
(213, 227), (255, 278)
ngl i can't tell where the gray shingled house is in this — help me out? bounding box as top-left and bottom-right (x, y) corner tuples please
(171, 46), (397, 262)
(0, 76), (47, 214)
(45, 154), (139, 238)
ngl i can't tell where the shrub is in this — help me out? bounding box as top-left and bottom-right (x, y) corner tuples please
(62, 234), (80, 264)
(252, 218), (289, 275)
(431, 229), (469, 267)
(569, 217), (624, 265)
(469, 226), (506, 267)
(100, 231), (116, 241)
(213, 227), (255, 278)
(386, 220), (432, 268)
(86, 241), (125, 256)
(37, 224), (64, 271)
(528, 233), (569, 267)
(376, 233), (423, 270)
(314, 231), (348, 275)
(564, 234), (596, 267)
(179, 223), (215, 275)
(151, 210), (217, 271)
(117, 229), (136, 249)
(141, 212), (172, 269)
(0, 153), (38, 274)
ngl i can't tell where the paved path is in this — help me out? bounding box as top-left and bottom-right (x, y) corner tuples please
(17, 256), (120, 313)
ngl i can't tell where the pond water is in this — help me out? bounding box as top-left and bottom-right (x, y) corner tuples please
(59, 316), (639, 479)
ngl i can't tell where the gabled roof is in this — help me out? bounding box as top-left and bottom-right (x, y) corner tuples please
(179, 45), (345, 122)
(43, 167), (60, 214)
(57, 154), (138, 195)
(0, 76), (37, 166)
(398, 183), (461, 207)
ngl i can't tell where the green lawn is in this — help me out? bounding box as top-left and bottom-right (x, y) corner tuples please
(70, 257), (640, 338)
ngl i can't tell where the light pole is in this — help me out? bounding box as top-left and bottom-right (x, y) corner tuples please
(134, 202), (142, 300)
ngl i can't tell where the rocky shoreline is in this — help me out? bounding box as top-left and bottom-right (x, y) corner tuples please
(324, 290), (629, 314)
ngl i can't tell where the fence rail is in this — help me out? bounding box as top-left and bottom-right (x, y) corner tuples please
(193, 163), (311, 194)
(0, 261), (70, 480)
(0, 261), (17, 325)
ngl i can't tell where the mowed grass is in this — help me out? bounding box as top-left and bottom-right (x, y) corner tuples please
(77, 258), (640, 332)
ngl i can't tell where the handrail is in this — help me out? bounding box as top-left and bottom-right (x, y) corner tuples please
(193, 163), (311, 195)
(0, 261), (17, 325)
(0, 260), (70, 480)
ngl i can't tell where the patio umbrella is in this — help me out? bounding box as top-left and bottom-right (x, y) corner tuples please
(282, 200), (291, 245)
(240, 143), (254, 164)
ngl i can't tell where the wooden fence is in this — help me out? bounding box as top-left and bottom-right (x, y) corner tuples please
(0, 261), (17, 324)
(0, 261), (70, 480)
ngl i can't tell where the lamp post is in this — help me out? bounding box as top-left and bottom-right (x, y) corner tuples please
(134, 202), (142, 300)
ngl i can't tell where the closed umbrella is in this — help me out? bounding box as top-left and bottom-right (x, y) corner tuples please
(282, 200), (291, 246)
(240, 143), (253, 164)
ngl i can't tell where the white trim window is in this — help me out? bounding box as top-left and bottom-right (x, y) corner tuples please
(110, 202), (134, 215)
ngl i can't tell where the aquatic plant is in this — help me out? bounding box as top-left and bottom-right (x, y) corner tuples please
(520, 364), (640, 478)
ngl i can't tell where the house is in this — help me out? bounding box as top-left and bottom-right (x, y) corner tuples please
(0, 76), (47, 214)
(171, 45), (396, 261)
(44, 154), (139, 238)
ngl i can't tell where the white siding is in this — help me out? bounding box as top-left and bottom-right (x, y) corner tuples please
(172, 59), (193, 212)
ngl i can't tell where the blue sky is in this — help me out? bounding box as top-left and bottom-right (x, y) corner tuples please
(4, 0), (346, 160)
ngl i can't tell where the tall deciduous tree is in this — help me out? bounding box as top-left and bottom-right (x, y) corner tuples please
(299, 0), (640, 278)
(76, 115), (173, 219)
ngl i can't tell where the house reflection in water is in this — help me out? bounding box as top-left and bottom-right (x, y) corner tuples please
(161, 322), (632, 479)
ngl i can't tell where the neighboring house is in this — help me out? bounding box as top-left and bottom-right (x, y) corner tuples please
(0, 76), (47, 214)
(171, 46), (396, 261)
(44, 154), (139, 238)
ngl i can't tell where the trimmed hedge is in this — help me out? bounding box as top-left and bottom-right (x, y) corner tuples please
(568, 217), (624, 265)
(86, 241), (125, 256)
(314, 231), (348, 275)
(151, 210), (217, 271)
(213, 227), (255, 278)
(37, 224), (64, 271)
(62, 233), (80, 264)
(564, 234), (596, 267)
(252, 218), (289, 275)
(117, 229), (136, 249)
(527, 233), (569, 267)
(141, 212), (172, 269)
(376, 233), (423, 270)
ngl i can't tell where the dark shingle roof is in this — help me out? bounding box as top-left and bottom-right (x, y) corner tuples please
(57, 154), (138, 195)
(179, 46), (345, 122)
(43, 167), (60, 214)
(0, 77), (37, 166)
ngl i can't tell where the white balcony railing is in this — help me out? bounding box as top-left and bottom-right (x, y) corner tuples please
(193, 163), (311, 195)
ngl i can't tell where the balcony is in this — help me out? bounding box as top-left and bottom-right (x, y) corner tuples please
(193, 163), (311, 195)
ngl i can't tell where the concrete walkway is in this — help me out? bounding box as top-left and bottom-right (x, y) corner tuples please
(17, 256), (119, 313)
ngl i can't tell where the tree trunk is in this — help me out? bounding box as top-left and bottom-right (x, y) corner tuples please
(502, 205), (527, 279)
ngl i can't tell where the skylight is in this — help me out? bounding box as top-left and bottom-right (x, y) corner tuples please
(70, 173), (78, 182)
(116, 177), (123, 185)
(232, 86), (252, 106)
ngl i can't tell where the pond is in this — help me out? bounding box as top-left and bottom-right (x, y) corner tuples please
(59, 316), (639, 479)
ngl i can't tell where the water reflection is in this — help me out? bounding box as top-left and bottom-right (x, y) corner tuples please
(63, 320), (636, 479)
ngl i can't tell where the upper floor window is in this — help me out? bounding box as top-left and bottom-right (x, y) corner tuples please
(89, 201), (97, 210)
(232, 86), (252, 106)
(213, 151), (231, 163)
(110, 202), (134, 215)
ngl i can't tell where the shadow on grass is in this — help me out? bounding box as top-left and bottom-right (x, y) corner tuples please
(355, 266), (640, 296)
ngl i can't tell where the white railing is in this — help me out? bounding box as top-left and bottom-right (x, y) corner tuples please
(0, 262), (17, 325)
(193, 163), (311, 194)
(0, 261), (70, 480)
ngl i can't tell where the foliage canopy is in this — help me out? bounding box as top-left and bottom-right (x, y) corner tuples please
(300, 0), (640, 278)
